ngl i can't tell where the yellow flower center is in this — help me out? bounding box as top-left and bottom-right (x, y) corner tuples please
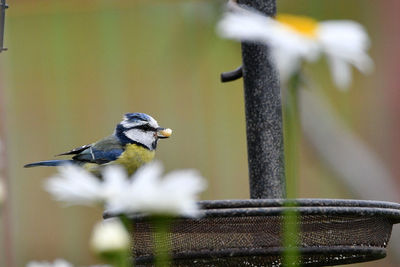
(276, 14), (318, 38)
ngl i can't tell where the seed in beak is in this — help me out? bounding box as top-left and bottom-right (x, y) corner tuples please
(158, 128), (172, 138)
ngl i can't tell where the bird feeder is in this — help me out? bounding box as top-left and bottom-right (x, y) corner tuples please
(108, 0), (400, 265)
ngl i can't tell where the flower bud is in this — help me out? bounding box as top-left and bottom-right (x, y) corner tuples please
(90, 219), (130, 255)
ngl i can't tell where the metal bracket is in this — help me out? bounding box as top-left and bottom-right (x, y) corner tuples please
(220, 66), (243, 83)
(0, 0), (8, 53)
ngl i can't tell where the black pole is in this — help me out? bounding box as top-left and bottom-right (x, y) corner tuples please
(237, 0), (285, 199)
(0, 0), (8, 52)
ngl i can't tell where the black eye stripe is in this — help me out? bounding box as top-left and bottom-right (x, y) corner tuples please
(132, 124), (156, 131)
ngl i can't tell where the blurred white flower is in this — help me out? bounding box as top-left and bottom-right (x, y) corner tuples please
(45, 164), (130, 206)
(45, 162), (207, 217)
(106, 161), (207, 217)
(217, 4), (373, 90)
(44, 165), (106, 206)
(26, 259), (111, 267)
(90, 218), (130, 254)
(26, 259), (74, 267)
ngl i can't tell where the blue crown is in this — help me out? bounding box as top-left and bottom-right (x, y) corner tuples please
(124, 113), (153, 122)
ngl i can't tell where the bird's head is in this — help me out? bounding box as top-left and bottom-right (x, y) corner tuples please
(115, 113), (172, 150)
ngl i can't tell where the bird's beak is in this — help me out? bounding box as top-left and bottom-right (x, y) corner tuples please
(157, 127), (172, 139)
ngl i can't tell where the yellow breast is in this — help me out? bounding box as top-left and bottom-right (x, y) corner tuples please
(114, 144), (155, 175)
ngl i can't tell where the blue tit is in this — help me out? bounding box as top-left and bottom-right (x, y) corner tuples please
(24, 113), (172, 175)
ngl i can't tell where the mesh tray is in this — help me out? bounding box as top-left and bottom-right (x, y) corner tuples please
(110, 199), (400, 266)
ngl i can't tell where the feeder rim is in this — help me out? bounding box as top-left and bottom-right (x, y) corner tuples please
(198, 198), (400, 209)
(196, 206), (400, 221)
(115, 206), (400, 222)
(104, 198), (400, 223)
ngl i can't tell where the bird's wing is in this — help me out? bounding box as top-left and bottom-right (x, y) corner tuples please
(56, 144), (92, 156)
(72, 135), (124, 164)
(72, 148), (123, 164)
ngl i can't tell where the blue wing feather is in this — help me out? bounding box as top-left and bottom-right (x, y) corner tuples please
(73, 148), (123, 164)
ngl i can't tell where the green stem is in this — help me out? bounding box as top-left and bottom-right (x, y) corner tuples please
(115, 251), (130, 267)
(152, 216), (172, 267)
(101, 250), (130, 267)
(282, 73), (301, 266)
(284, 73), (301, 199)
(282, 206), (300, 266)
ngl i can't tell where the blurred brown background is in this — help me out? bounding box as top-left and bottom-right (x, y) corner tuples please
(0, 0), (400, 266)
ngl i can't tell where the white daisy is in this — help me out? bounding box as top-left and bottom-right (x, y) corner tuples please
(45, 162), (207, 217)
(26, 259), (74, 267)
(217, 3), (373, 90)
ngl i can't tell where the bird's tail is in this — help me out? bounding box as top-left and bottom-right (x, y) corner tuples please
(24, 160), (75, 168)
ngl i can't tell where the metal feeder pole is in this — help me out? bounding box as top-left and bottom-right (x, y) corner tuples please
(237, 0), (285, 199)
(0, 0), (8, 52)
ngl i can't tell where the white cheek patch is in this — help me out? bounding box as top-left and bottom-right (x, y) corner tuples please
(124, 129), (155, 149)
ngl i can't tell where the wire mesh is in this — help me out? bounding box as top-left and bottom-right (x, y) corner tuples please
(121, 199), (400, 266)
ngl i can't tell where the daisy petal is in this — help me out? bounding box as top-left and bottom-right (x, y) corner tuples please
(44, 165), (103, 206)
(101, 165), (130, 202)
(326, 56), (353, 90)
(318, 21), (374, 89)
(106, 162), (207, 217)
